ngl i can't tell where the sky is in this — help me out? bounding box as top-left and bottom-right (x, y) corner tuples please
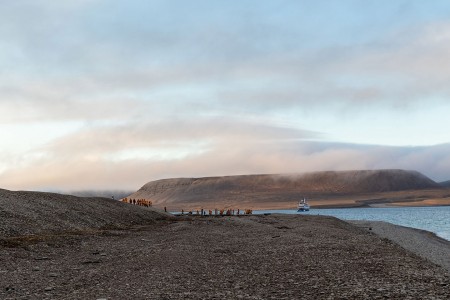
(1, 0), (450, 191)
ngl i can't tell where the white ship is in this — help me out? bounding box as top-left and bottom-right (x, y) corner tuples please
(297, 197), (310, 212)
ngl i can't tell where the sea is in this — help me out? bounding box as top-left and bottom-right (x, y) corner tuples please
(254, 206), (450, 241)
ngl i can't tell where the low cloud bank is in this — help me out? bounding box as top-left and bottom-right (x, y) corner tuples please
(0, 119), (448, 191)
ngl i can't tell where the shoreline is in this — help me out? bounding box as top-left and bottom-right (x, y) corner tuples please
(162, 202), (450, 212)
(173, 206), (450, 244)
(151, 187), (450, 211)
(171, 213), (450, 272)
(348, 220), (450, 273)
(167, 204), (450, 214)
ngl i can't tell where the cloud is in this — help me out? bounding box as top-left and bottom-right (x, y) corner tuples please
(1, 117), (449, 191)
(316, 22), (450, 105)
(0, 118), (318, 190)
(1, 1), (450, 190)
(3, 2), (450, 123)
(207, 21), (450, 114)
(4, 142), (450, 191)
(37, 118), (320, 158)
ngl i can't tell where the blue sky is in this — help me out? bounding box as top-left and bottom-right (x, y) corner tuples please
(1, 0), (450, 190)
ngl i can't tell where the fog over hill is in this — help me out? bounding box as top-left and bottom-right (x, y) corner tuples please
(127, 169), (442, 209)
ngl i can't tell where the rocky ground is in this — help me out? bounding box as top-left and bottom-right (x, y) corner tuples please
(1, 214), (449, 300)
(0, 189), (170, 237)
(350, 220), (450, 272)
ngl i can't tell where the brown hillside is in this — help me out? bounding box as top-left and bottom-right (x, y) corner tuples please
(127, 169), (442, 209)
(0, 189), (170, 238)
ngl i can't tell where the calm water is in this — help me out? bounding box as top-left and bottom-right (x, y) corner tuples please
(254, 206), (450, 241)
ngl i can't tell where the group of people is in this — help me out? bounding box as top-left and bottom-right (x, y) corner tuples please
(121, 198), (153, 207)
(120, 198), (253, 216)
(180, 208), (253, 216)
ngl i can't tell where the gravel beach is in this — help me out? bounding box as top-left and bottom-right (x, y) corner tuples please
(349, 220), (450, 273)
(1, 214), (449, 299)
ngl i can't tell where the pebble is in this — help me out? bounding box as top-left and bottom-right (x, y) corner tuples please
(35, 257), (49, 261)
(82, 260), (101, 264)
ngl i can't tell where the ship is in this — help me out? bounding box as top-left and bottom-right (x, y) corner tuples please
(297, 197), (310, 212)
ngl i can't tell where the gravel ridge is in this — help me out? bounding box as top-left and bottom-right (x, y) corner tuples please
(0, 189), (171, 238)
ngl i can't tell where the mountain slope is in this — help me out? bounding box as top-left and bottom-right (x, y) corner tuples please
(439, 180), (450, 187)
(127, 169), (441, 209)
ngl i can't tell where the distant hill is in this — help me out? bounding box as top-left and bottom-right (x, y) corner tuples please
(0, 189), (170, 238)
(127, 169), (441, 209)
(439, 180), (450, 187)
(66, 190), (135, 200)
